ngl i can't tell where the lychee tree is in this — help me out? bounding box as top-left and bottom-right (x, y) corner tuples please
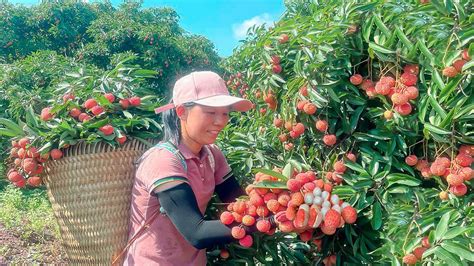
(210, 0), (473, 264)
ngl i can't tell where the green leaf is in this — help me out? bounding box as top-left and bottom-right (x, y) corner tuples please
(0, 118), (23, 135)
(344, 160), (369, 175)
(443, 227), (471, 240)
(252, 168), (288, 181)
(253, 180), (288, 189)
(434, 247), (462, 265)
(435, 211), (450, 241)
(369, 42), (395, 54)
(386, 173), (421, 187)
(0, 128), (17, 137)
(371, 201), (382, 230)
(282, 162), (293, 179)
(441, 241), (474, 261)
(424, 123), (452, 135)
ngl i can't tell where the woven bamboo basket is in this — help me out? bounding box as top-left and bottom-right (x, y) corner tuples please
(43, 139), (155, 265)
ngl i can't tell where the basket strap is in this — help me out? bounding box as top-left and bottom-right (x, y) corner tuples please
(154, 141), (187, 172)
(112, 141), (188, 265)
(111, 209), (161, 265)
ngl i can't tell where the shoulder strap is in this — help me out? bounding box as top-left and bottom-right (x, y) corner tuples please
(154, 141), (187, 172)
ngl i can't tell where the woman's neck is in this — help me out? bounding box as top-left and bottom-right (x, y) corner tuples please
(180, 135), (202, 156)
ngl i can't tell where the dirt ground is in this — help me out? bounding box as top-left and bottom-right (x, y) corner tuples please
(0, 223), (67, 265)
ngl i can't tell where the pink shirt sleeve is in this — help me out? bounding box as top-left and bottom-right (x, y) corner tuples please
(209, 144), (232, 185)
(136, 148), (188, 194)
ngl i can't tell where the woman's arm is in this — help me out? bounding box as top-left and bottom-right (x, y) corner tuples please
(155, 182), (235, 249)
(214, 174), (245, 203)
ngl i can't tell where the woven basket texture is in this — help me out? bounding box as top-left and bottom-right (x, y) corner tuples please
(43, 139), (155, 265)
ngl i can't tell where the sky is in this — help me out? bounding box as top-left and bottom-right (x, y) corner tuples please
(8, 0), (286, 57)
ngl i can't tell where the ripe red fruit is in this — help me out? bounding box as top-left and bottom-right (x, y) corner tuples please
(220, 211), (234, 225)
(316, 120), (328, 132)
(120, 99), (130, 109)
(342, 206), (357, 224)
(90, 105), (104, 116)
(421, 236), (430, 248)
(22, 158), (38, 174)
(256, 219), (271, 233)
(323, 134), (337, 146)
(284, 143), (294, 151)
(333, 161), (346, 173)
(449, 183), (467, 196)
(325, 209), (341, 226)
(442, 66), (458, 77)
(50, 149), (63, 160)
(26, 147), (39, 158)
(405, 155), (418, 166)
(349, 74), (363, 85)
(69, 108), (81, 118)
(452, 59), (466, 72)
(403, 64), (419, 75)
(394, 103), (412, 116)
(346, 153), (357, 162)
(18, 138), (30, 149)
(27, 176), (42, 187)
(62, 93), (75, 102)
(391, 93), (409, 105)
(293, 123), (305, 135)
(231, 226), (245, 239)
(400, 72), (418, 86)
(99, 124), (114, 136)
(239, 234), (253, 247)
(14, 179), (26, 188)
(278, 134), (288, 142)
(405, 86), (419, 100)
(430, 163), (446, 176)
(360, 79), (374, 90)
(271, 55), (281, 65)
(299, 86), (308, 96)
(455, 153), (472, 167)
(379, 76), (396, 87)
(402, 253), (417, 265)
(78, 113), (91, 122)
(320, 222), (337, 235)
(446, 174), (464, 186)
(413, 246), (427, 259)
(374, 81), (391, 95)
(17, 148), (26, 159)
(8, 171), (23, 182)
(278, 33), (289, 44)
(273, 118), (283, 128)
(459, 167), (473, 181)
(84, 99), (98, 109)
(242, 215), (256, 226)
(129, 96), (141, 106)
(40, 107), (54, 121)
(287, 179), (302, 192)
(299, 230), (313, 242)
(117, 135), (127, 145)
(303, 103), (317, 115)
(272, 64), (282, 74)
(104, 93), (115, 103)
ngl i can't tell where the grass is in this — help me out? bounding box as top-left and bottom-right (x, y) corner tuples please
(0, 183), (60, 241)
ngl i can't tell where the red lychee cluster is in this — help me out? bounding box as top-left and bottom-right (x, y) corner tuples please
(442, 49), (470, 78)
(405, 145), (473, 198)
(226, 72), (250, 98)
(218, 170), (358, 247)
(403, 236), (430, 265)
(351, 64), (421, 117)
(7, 137), (63, 188)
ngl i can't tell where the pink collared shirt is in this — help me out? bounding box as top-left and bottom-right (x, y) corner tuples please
(124, 142), (231, 266)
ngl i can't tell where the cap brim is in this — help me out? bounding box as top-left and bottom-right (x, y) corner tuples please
(193, 95), (253, 112)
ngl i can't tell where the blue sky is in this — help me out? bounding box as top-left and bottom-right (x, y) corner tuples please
(9, 0), (286, 57)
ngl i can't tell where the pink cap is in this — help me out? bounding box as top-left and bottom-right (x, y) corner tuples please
(154, 71), (253, 114)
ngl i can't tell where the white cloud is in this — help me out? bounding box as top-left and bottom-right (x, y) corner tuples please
(232, 13), (273, 39)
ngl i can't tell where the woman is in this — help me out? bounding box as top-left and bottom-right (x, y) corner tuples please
(123, 71), (255, 265)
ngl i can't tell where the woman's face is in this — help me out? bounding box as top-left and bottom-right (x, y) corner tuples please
(180, 104), (230, 145)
